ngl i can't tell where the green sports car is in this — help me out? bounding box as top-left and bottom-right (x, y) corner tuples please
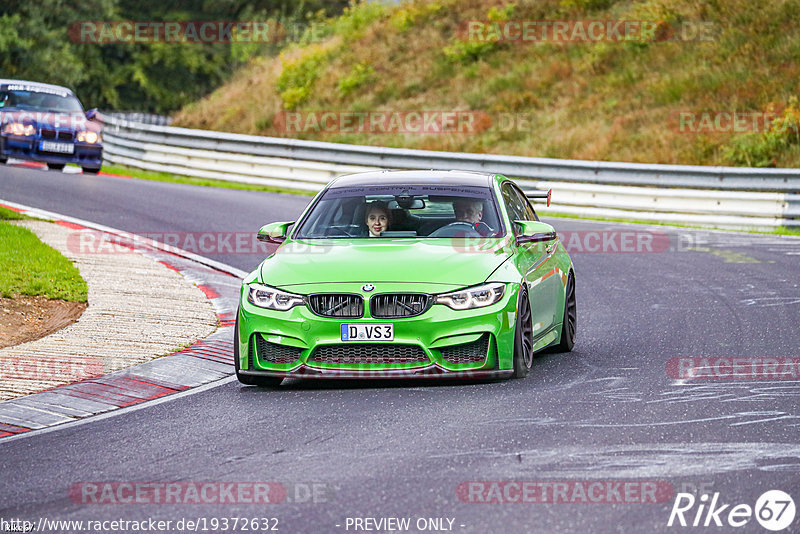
(235, 170), (576, 386)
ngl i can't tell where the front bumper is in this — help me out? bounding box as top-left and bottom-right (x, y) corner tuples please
(237, 283), (519, 380)
(237, 365), (514, 380)
(1, 135), (102, 168)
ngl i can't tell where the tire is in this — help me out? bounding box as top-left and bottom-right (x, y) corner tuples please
(512, 284), (534, 379)
(234, 315), (283, 387)
(555, 272), (577, 352)
(82, 167), (100, 174)
(0, 157), (7, 164)
(47, 163), (65, 171)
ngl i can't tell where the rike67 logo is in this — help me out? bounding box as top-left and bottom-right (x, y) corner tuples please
(668, 490), (795, 531)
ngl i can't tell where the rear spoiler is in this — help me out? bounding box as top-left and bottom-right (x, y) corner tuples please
(525, 189), (552, 207)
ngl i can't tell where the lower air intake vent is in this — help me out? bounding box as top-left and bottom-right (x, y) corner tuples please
(253, 334), (303, 364)
(440, 334), (490, 364)
(310, 344), (428, 365)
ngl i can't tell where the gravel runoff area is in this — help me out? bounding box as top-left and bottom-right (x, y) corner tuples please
(0, 220), (218, 401)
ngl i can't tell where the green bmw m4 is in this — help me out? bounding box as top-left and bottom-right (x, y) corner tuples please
(235, 170), (576, 386)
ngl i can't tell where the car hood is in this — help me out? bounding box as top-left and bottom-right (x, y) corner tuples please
(260, 238), (513, 291)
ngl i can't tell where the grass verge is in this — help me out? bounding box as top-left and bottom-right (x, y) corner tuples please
(0, 206), (29, 221)
(0, 211), (88, 301)
(100, 164), (316, 196)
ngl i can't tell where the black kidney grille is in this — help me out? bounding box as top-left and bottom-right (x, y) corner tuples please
(440, 334), (490, 364)
(39, 128), (74, 141)
(253, 334), (303, 365)
(310, 344), (429, 365)
(308, 294), (363, 318)
(370, 293), (431, 318)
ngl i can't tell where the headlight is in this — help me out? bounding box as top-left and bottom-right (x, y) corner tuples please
(2, 122), (35, 136)
(76, 131), (100, 143)
(247, 283), (305, 311)
(435, 283), (506, 310)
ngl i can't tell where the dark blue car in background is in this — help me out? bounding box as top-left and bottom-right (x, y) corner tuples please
(0, 79), (102, 173)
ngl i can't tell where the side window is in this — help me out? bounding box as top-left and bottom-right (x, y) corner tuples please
(512, 184), (538, 221)
(502, 183), (528, 235)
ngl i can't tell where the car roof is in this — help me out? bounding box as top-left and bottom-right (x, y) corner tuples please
(329, 170), (496, 188)
(0, 79), (74, 95)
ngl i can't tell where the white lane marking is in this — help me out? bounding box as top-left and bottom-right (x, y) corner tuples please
(0, 376), (238, 445)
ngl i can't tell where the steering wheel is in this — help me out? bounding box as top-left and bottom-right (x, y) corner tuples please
(428, 221), (481, 238)
(325, 225), (360, 237)
(474, 221), (496, 237)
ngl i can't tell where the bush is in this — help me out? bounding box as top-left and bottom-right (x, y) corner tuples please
(723, 98), (800, 167)
(338, 62), (375, 96)
(276, 46), (330, 109)
(332, 0), (388, 41)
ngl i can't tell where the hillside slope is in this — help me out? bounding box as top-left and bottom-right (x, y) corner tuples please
(174, 0), (800, 167)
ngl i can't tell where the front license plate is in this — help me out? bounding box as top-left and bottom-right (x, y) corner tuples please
(340, 324), (394, 341)
(39, 141), (74, 154)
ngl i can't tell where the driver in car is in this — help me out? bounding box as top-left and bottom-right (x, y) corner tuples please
(454, 199), (483, 225)
(428, 198), (493, 237)
(455, 199), (494, 236)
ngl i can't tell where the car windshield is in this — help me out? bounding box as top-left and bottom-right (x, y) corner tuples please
(0, 88), (83, 113)
(293, 184), (505, 239)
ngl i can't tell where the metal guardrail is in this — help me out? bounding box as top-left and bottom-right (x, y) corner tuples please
(101, 114), (800, 229)
(107, 112), (172, 126)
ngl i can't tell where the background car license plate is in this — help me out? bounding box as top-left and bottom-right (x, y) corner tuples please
(340, 324), (394, 341)
(40, 141), (74, 154)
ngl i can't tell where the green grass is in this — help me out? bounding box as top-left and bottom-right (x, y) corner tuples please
(0, 221), (88, 301)
(0, 206), (29, 220)
(100, 164), (316, 196)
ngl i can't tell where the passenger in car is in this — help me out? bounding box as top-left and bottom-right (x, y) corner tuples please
(365, 201), (391, 237)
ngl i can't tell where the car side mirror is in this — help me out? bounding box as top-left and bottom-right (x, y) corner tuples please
(257, 221), (294, 243)
(513, 220), (557, 246)
(85, 108), (99, 120)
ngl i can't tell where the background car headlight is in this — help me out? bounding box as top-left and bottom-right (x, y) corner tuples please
(247, 283), (305, 311)
(76, 131), (100, 143)
(435, 283), (506, 310)
(2, 122), (35, 136)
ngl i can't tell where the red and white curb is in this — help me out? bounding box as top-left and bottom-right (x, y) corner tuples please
(0, 200), (246, 439)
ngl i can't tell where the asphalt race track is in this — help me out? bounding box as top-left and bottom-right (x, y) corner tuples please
(1, 165), (799, 533)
